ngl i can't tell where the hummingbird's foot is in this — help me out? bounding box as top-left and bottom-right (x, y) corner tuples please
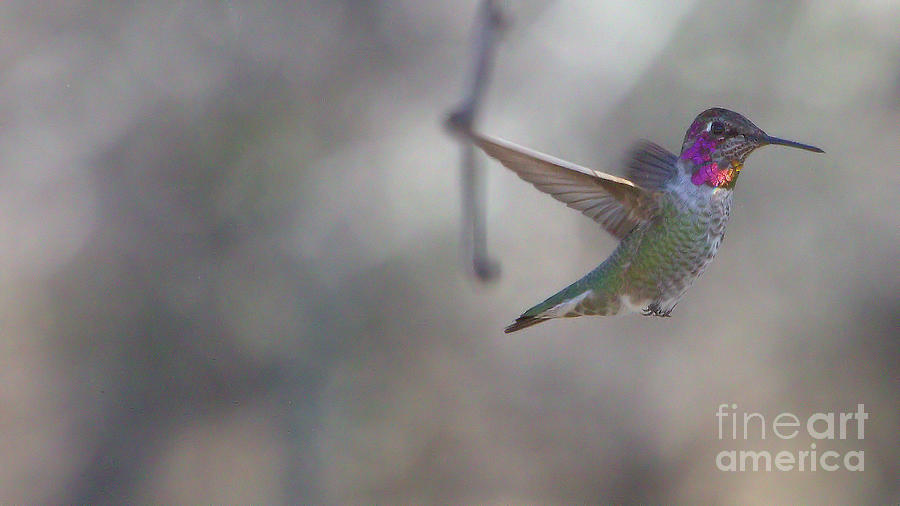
(642, 302), (673, 317)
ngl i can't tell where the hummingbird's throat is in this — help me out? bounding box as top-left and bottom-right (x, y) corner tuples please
(691, 160), (741, 188)
(681, 134), (741, 188)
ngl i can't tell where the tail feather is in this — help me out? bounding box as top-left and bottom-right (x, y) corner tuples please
(504, 316), (550, 333)
(503, 249), (631, 332)
(504, 289), (593, 333)
(504, 282), (625, 333)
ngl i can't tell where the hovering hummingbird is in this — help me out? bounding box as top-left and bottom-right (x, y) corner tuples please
(466, 108), (823, 333)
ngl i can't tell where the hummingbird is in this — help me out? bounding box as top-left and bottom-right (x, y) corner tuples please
(466, 108), (823, 333)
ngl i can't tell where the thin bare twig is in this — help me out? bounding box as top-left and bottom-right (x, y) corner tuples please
(445, 0), (506, 281)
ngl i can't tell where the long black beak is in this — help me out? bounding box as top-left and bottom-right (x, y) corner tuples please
(760, 134), (824, 153)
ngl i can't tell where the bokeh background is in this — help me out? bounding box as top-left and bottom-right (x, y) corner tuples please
(1, 0), (897, 503)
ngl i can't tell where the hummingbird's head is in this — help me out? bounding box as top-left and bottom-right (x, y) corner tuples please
(680, 108), (823, 189)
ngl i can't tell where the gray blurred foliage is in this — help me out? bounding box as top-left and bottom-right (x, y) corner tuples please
(0, 0), (897, 503)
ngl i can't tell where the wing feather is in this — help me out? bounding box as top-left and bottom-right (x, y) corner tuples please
(468, 132), (657, 239)
(624, 140), (679, 190)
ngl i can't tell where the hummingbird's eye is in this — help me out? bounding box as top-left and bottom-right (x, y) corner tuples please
(709, 121), (726, 136)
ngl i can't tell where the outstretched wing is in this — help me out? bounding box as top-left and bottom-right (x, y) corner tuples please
(468, 132), (657, 239)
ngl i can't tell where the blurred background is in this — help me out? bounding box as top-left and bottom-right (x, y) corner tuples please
(0, 0), (897, 503)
